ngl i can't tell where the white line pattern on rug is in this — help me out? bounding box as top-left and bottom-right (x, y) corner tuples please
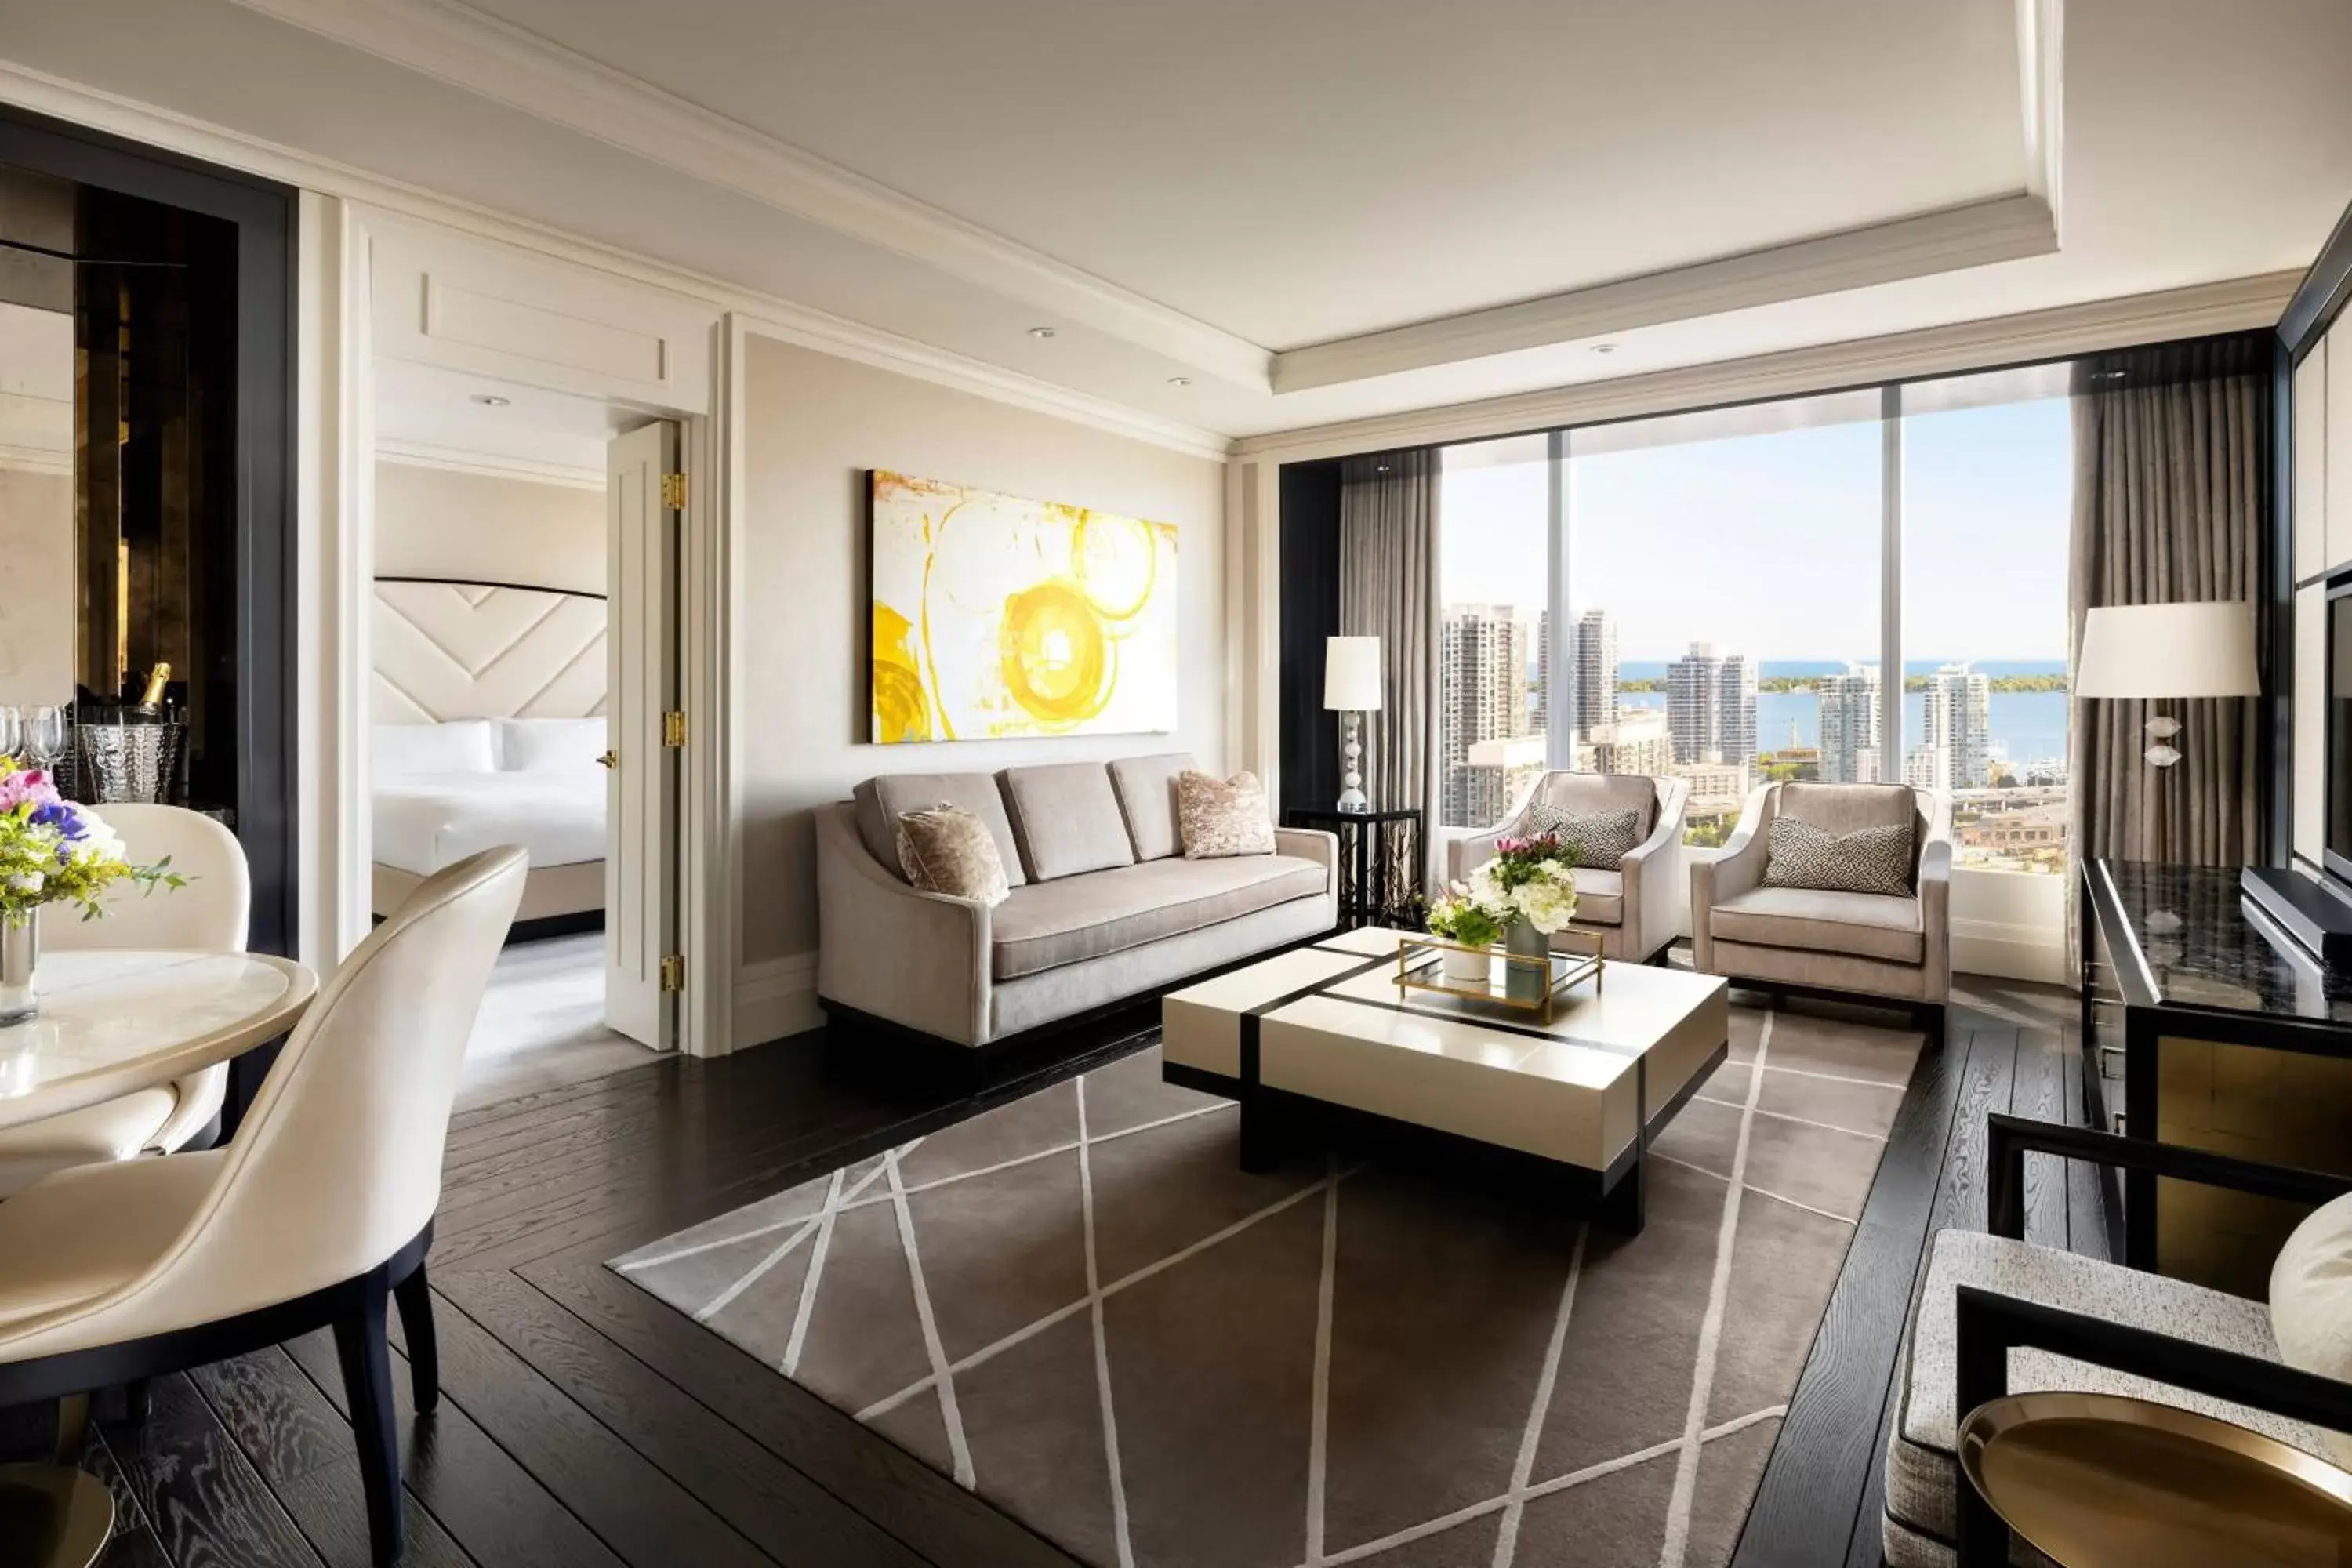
(694, 1157), (895, 1324)
(1690, 1094), (1888, 1141)
(1075, 1076), (1138, 1568)
(1658, 1011), (1773, 1568)
(1304, 1156), (1341, 1566)
(1491, 1219), (1588, 1568)
(1646, 1151), (1858, 1229)
(782, 1166), (848, 1375)
(885, 1147), (975, 1488)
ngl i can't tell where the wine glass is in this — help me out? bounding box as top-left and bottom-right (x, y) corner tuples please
(0, 707), (19, 764)
(24, 706), (64, 774)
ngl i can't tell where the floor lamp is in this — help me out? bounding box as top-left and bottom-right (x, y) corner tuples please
(1324, 637), (1383, 813)
(2074, 601), (2259, 862)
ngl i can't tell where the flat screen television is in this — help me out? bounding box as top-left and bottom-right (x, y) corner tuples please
(2328, 585), (2352, 884)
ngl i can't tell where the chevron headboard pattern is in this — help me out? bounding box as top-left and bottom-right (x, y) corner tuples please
(372, 577), (607, 723)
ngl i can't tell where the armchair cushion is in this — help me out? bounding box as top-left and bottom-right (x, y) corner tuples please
(1566, 869), (1621, 926)
(854, 773), (1029, 887)
(1531, 772), (1658, 840)
(992, 856), (1327, 979)
(1000, 763), (1136, 880)
(1712, 884), (1923, 964)
(1523, 804), (1642, 871)
(2270, 1192), (2352, 1466)
(1886, 1230), (2330, 1554)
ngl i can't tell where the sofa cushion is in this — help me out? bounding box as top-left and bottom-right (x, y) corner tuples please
(1176, 771), (1276, 859)
(2270, 1191), (2352, 1467)
(1712, 885), (1923, 964)
(1568, 868), (1622, 927)
(1107, 752), (1196, 861)
(893, 804), (1011, 908)
(853, 773), (1028, 887)
(1530, 772), (1657, 841)
(993, 855), (1327, 980)
(1886, 1230), (2328, 1550)
(1000, 763), (1136, 880)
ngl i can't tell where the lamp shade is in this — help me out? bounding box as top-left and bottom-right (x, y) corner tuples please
(2074, 601), (2259, 699)
(1323, 636), (1384, 711)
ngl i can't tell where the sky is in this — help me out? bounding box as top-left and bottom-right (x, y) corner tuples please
(1439, 395), (2072, 663)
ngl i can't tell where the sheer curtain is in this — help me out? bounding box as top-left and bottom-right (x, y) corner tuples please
(2067, 338), (2269, 921)
(1338, 450), (1442, 891)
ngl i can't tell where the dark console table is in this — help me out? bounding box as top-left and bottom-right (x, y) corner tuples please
(2081, 859), (2352, 1283)
(1284, 807), (1425, 931)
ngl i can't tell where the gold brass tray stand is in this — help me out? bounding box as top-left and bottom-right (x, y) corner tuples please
(1393, 930), (1601, 1025)
(1958, 1391), (2352, 1567)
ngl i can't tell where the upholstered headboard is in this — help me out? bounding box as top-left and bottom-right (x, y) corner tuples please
(372, 576), (607, 723)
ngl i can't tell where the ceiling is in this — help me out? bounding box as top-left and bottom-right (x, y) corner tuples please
(375, 359), (632, 481)
(0, 0), (2345, 441)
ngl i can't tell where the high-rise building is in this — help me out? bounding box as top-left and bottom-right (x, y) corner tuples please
(1570, 608), (1617, 739)
(1664, 641), (1756, 787)
(1918, 664), (1992, 792)
(1439, 604), (1533, 826)
(1904, 742), (1951, 794)
(1464, 735), (1545, 828)
(1818, 665), (1882, 785)
(1531, 609), (1550, 732)
(1573, 712), (1673, 778)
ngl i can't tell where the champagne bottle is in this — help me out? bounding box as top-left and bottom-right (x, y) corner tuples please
(132, 662), (171, 720)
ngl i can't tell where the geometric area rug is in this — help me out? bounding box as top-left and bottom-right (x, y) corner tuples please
(612, 1002), (1922, 1568)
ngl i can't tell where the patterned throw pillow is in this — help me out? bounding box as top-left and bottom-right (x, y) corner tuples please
(1175, 770), (1277, 859)
(893, 803), (1011, 907)
(1521, 803), (1642, 870)
(1762, 816), (1915, 897)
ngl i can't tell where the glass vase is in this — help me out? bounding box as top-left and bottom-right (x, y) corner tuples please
(1505, 919), (1549, 1004)
(0, 907), (38, 1026)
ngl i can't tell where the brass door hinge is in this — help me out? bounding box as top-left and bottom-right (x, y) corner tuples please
(662, 471), (688, 510)
(662, 710), (687, 748)
(660, 953), (685, 993)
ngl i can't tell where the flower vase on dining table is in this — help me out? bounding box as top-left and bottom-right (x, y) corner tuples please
(0, 907), (36, 1027)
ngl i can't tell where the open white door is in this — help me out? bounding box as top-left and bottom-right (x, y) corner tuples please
(604, 420), (681, 1048)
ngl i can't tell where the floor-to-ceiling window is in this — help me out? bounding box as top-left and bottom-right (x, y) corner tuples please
(1436, 434), (1548, 829)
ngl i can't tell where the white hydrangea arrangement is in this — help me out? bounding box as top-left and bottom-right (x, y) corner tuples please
(1468, 832), (1580, 934)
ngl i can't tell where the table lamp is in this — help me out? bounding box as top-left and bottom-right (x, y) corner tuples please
(1324, 636), (1383, 811)
(2074, 601), (2259, 766)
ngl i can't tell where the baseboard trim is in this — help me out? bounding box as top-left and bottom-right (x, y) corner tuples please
(1952, 916), (2071, 987)
(735, 953), (821, 1050)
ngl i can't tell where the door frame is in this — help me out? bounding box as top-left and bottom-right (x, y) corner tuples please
(323, 201), (735, 1057)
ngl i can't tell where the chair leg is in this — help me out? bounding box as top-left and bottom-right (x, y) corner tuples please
(53, 1392), (92, 1463)
(392, 1261), (440, 1415)
(333, 1285), (407, 1567)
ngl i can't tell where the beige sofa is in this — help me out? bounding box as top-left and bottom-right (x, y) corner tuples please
(1449, 771), (1689, 964)
(1691, 782), (1951, 1025)
(817, 754), (1338, 1047)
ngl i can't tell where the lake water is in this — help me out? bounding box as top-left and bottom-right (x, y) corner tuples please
(1610, 659), (2068, 765)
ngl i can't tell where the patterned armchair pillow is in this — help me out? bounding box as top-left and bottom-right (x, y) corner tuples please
(1522, 803), (1643, 871)
(1762, 816), (1914, 897)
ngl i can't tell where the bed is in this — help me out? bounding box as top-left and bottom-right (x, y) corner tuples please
(371, 577), (608, 926)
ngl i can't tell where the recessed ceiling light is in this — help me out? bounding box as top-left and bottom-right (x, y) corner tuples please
(1168, 376), (1192, 387)
(1029, 326), (1057, 340)
(1592, 343), (1618, 354)
(470, 393), (511, 406)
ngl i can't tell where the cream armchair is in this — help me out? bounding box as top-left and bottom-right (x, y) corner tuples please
(1691, 781), (1951, 1029)
(1449, 771), (1688, 964)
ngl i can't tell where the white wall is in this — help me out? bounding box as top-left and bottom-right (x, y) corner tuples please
(374, 459), (605, 596)
(0, 467), (74, 705)
(739, 333), (1226, 967)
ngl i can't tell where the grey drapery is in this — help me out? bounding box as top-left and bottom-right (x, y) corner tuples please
(2067, 341), (2269, 920)
(1338, 449), (1443, 892)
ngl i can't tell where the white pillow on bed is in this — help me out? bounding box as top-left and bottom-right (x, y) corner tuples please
(374, 720), (495, 784)
(499, 716), (608, 774)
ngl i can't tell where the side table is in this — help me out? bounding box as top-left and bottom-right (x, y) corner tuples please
(1283, 806), (1425, 930)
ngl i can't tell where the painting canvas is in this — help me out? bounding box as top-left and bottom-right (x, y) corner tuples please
(868, 470), (1178, 743)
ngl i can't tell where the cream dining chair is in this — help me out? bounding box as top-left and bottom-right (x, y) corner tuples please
(0, 846), (525, 1567)
(0, 804), (251, 1194)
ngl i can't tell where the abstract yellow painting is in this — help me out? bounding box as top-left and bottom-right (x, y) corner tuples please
(869, 470), (1179, 744)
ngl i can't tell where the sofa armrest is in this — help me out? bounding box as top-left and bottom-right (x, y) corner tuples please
(1691, 784), (1774, 972)
(815, 803), (992, 1047)
(1450, 823), (1508, 884)
(1275, 827), (1340, 897)
(1619, 777), (1689, 960)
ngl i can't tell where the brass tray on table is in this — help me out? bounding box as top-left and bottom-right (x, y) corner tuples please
(1393, 930), (1600, 1025)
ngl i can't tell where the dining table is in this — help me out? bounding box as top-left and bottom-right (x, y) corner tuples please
(0, 947), (318, 1568)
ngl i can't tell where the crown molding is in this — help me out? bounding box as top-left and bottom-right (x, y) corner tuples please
(0, 60), (1233, 463)
(0, 442), (71, 476)
(376, 438), (606, 488)
(1236, 270), (2299, 463)
(220, 0), (1273, 391)
(1272, 193), (2060, 393)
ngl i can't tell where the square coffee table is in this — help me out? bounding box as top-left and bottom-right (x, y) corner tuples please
(1161, 927), (1730, 1233)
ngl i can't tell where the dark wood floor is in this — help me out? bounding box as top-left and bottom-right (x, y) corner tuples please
(9, 970), (2102, 1568)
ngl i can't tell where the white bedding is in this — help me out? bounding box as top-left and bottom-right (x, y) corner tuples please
(373, 770), (606, 876)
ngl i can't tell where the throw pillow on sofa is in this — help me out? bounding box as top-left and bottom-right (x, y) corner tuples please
(1762, 816), (1913, 897)
(1176, 771), (1276, 859)
(1522, 803), (1642, 870)
(894, 803), (1011, 907)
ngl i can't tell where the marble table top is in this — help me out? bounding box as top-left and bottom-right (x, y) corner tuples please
(0, 950), (319, 1131)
